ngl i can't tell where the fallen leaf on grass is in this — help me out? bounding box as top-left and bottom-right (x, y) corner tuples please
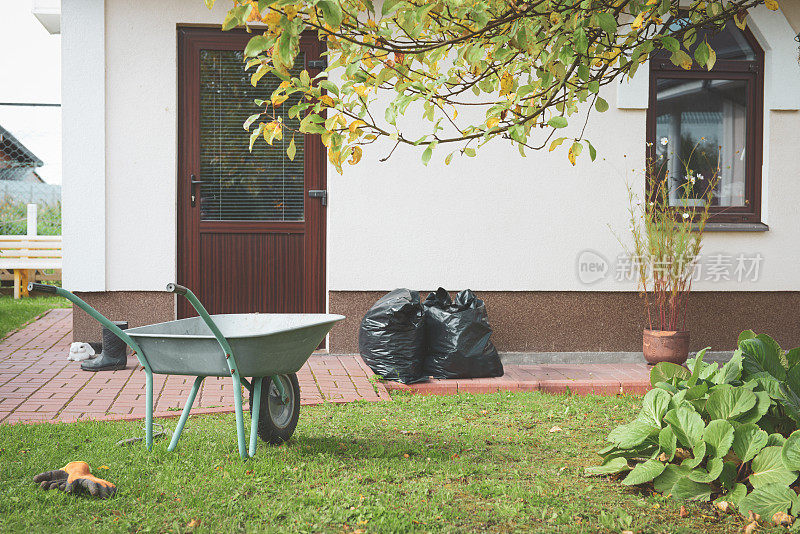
(748, 511), (761, 523)
(744, 521), (758, 534)
(549, 426), (563, 433)
(679, 506), (688, 517)
(772, 512), (793, 527)
(715, 501), (731, 513)
(187, 519), (201, 529)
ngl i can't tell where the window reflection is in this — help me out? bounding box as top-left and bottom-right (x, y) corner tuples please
(654, 78), (747, 208)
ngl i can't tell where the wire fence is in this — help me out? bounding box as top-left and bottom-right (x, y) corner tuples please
(0, 199), (61, 235)
(0, 180), (61, 205)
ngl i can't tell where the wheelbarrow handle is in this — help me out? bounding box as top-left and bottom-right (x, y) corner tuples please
(166, 283), (235, 362)
(166, 283), (189, 296)
(28, 283), (57, 294)
(27, 283), (147, 369)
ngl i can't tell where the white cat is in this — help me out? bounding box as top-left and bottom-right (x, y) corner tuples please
(68, 342), (97, 362)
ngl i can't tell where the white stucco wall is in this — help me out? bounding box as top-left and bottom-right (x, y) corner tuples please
(63, 0), (800, 295)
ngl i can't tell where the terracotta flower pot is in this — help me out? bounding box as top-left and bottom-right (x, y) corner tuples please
(642, 329), (690, 365)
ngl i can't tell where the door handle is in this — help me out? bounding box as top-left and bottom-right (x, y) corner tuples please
(190, 174), (204, 207)
(308, 189), (327, 207)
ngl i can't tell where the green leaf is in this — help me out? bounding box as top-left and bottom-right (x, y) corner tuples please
(421, 142), (435, 166)
(718, 461), (738, 490)
(682, 441), (707, 469)
(547, 116), (568, 129)
(659, 36), (680, 53)
(596, 12), (617, 36)
(726, 482), (748, 507)
(318, 0), (343, 27)
(739, 483), (797, 519)
(703, 419), (734, 458)
(716, 350), (743, 384)
(245, 35), (271, 58)
(781, 430), (800, 470)
(672, 477), (712, 501)
(741, 337), (786, 380)
(574, 28), (588, 54)
(585, 456), (630, 476)
(381, 0), (402, 16)
(786, 348), (800, 368)
(733, 423), (769, 463)
(286, 137), (296, 161)
(653, 464), (690, 494)
(736, 391), (771, 424)
(594, 97), (609, 113)
(693, 41), (710, 68)
(768, 433), (787, 447)
(749, 446), (798, 488)
(638, 389), (671, 428)
(622, 459), (666, 486)
(659, 426), (677, 461)
(738, 330), (757, 345)
(607, 420), (659, 449)
(664, 405), (704, 448)
(243, 113), (261, 131)
(687, 457), (723, 483)
(650, 362), (690, 387)
(586, 141), (596, 161)
(705, 384), (757, 421)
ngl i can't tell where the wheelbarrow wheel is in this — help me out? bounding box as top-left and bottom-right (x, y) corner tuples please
(250, 373), (300, 444)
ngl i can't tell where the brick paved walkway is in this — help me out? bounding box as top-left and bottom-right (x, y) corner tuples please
(384, 363), (651, 396)
(0, 309), (390, 424)
(0, 310), (652, 425)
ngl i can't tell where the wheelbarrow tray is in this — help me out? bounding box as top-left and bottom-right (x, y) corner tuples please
(126, 313), (344, 377)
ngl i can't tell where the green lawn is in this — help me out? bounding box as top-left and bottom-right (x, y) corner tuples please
(0, 392), (756, 533)
(0, 294), (71, 340)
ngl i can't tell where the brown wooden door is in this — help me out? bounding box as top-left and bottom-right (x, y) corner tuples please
(177, 27), (325, 318)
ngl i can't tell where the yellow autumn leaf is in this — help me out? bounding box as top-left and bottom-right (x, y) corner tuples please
(286, 136), (297, 161)
(354, 86), (371, 98)
(279, 80), (291, 89)
(319, 95), (335, 107)
(765, 0), (779, 10)
(349, 146), (363, 165)
(486, 117), (500, 129)
(499, 72), (514, 96)
(631, 11), (646, 30)
(271, 93), (289, 107)
(284, 5), (299, 19)
(263, 121), (282, 145)
(263, 10), (281, 28)
(349, 120), (367, 133)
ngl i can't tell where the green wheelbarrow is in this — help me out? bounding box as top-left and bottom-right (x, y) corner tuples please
(29, 282), (344, 459)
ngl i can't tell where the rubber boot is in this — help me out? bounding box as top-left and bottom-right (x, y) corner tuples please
(81, 321), (129, 372)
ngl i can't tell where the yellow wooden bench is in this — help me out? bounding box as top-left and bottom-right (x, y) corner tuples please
(0, 235), (62, 298)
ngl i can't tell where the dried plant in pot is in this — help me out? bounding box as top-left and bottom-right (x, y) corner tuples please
(620, 148), (717, 365)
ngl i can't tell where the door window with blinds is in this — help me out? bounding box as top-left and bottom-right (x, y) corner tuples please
(199, 50), (305, 221)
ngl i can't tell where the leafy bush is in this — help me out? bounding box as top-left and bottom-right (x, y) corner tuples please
(587, 331), (800, 520)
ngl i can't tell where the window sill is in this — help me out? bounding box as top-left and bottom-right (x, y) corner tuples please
(693, 222), (769, 232)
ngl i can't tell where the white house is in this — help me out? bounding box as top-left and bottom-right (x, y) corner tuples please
(45, 0), (800, 356)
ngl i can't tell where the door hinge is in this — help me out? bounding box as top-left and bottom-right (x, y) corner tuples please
(308, 189), (327, 206)
(308, 59), (327, 69)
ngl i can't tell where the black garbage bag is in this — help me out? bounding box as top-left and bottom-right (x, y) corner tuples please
(423, 288), (504, 379)
(358, 289), (427, 384)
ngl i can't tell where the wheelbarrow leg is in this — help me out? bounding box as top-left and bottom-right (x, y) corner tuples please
(145, 370), (154, 450)
(232, 372), (248, 459)
(248, 377), (263, 457)
(168, 376), (204, 452)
